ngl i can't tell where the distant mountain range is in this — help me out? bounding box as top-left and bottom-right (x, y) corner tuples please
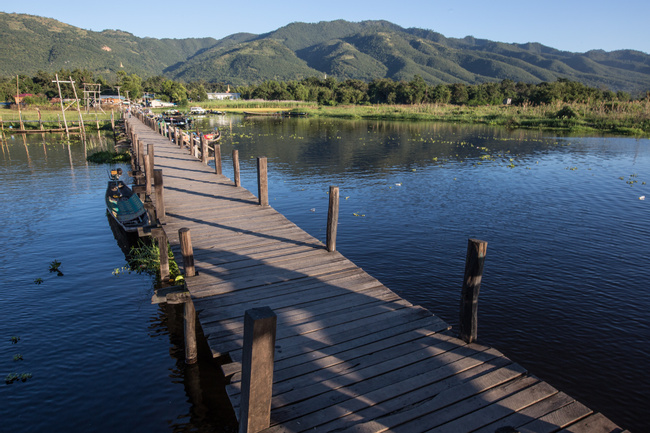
(2, 12), (649, 94)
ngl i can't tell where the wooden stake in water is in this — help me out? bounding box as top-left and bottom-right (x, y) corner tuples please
(233, 150), (241, 187)
(257, 157), (268, 206)
(459, 238), (488, 343)
(327, 186), (340, 252)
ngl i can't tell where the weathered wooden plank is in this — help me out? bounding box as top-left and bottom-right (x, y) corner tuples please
(557, 413), (626, 433)
(253, 344), (501, 425)
(471, 391), (576, 433)
(513, 400), (593, 433)
(201, 286), (399, 341)
(266, 350), (512, 433)
(423, 381), (560, 433)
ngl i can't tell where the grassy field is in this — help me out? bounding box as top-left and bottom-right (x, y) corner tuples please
(0, 107), (117, 130)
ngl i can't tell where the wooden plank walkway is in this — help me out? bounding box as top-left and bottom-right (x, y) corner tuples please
(127, 116), (626, 433)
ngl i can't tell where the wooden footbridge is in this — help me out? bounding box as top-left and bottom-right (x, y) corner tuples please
(124, 113), (626, 433)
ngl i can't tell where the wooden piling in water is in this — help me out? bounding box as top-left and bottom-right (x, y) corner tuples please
(179, 228), (195, 277)
(257, 157), (268, 207)
(153, 169), (165, 223)
(214, 144), (222, 175)
(233, 150), (241, 187)
(327, 186), (340, 252)
(239, 307), (277, 433)
(459, 238), (488, 343)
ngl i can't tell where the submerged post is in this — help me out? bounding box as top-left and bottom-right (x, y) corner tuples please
(233, 150), (241, 187)
(153, 169), (166, 223)
(257, 157), (268, 206)
(214, 144), (222, 175)
(459, 238), (488, 343)
(179, 228), (195, 277)
(326, 186), (340, 252)
(239, 307), (277, 433)
(184, 300), (198, 364)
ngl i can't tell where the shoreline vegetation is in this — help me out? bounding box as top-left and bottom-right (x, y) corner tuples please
(3, 71), (649, 136)
(3, 100), (649, 137)
(196, 99), (650, 136)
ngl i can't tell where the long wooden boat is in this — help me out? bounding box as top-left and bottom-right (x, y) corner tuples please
(243, 111), (281, 116)
(105, 168), (150, 232)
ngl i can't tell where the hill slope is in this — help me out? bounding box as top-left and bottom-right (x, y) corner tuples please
(1, 13), (649, 93)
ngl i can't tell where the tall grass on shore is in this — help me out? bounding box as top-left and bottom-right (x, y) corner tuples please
(303, 100), (650, 135)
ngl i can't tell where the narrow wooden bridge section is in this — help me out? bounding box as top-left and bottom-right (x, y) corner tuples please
(126, 116), (625, 433)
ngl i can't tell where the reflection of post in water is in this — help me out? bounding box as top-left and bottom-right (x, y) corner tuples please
(21, 133), (32, 167)
(158, 300), (238, 431)
(41, 133), (47, 161)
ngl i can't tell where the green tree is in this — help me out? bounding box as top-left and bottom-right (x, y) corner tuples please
(116, 71), (143, 100)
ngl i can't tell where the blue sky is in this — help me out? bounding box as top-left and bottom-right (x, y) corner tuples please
(4, 0), (649, 53)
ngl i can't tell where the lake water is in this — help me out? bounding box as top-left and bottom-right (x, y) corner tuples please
(1, 117), (648, 432)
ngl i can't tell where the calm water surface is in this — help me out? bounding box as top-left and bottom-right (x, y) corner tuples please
(2, 117), (649, 432)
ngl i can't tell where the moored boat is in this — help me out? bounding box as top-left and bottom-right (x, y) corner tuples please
(203, 128), (221, 142)
(105, 168), (150, 232)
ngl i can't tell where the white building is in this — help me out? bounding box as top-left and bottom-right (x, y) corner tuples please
(207, 92), (241, 100)
(150, 99), (176, 107)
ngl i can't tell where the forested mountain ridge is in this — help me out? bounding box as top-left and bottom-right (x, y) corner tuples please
(2, 12), (649, 94)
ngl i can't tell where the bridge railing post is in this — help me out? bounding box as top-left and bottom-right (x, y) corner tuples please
(327, 185), (339, 252)
(214, 144), (222, 175)
(257, 157), (268, 206)
(153, 169), (165, 223)
(233, 150), (241, 187)
(179, 228), (196, 277)
(201, 134), (208, 164)
(239, 307), (277, 433)
(459, 238), (488, 343)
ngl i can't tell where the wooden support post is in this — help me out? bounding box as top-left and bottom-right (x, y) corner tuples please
(168, 124), (173, 142)
(184, 300), (198, 364)
(257, 157), (268, 207)
(153, 169), (165, 223)
(144, 154), (152, 196)
(201, 134), (208, 164)
(137, 139), (145, 172)
(153, 228), (169, 281)
(179, 228), (196, 277)
(214, 144), (222, 175)
(327, 186), (340, 252)
(176, 127), (181, 147)
(148, 143), (155, 169)
(239, 307), (277, 433)
(459, 238), (488, 343)
(233, 150), (241, 187)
